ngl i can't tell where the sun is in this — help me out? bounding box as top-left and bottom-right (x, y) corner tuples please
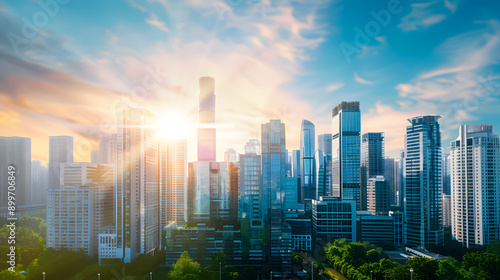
(158, 114), (191, 139)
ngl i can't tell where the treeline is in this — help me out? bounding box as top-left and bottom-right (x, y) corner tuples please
(324, 239), (500, 280)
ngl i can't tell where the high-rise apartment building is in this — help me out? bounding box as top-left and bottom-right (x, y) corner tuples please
(300, 120), (316, 203)
(115, 107), (160, 263)
(60, 162), (98, 186)
(442, 154), (451, 195)
(331, 101), (361, 210)
(160, 139), (188, 229)
(48, 136), (73, 188)
(0, 137), (31, 207)
(450, 124), (500, 248)
(404, 115), (443, 248)
(224, 148), (238, 163)
(239, 147), (262, 220)
(361, 132), (385, 211)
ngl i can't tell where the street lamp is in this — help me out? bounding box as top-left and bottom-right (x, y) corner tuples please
(219, 262), (221, 280)
(312, 262), (314, 280)
(150, 271), (153, 280)
(98, 273), (100, 280)
(270, 271), (272, 280)
(42, 272), (45, 280)
(370, 270), (373, 280)
(410, 269), (414, 280)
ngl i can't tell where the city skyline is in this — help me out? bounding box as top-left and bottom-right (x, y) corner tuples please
(1, 1), (500, 164)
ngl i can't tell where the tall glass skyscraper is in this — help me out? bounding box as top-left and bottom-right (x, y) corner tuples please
(198, 76), (216, 161)
(48, 135), (73, 188)
(317, 133), (332, 156)
(300, 120), (316, 203)
(261, 120), (292, 277)
(360, 132), (385, 211)
(239, 150), (262, 220)
(331, 101), (361, 210)
(450, 124), (500, 248)
(404, 115), (443, 248)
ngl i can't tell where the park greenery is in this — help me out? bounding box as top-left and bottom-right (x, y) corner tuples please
(323, 239), (500, 280)
(1, 215), (499, 279)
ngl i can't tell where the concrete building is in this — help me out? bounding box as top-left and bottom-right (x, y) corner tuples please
(0, 137), (31, 207)
(31, 160), (48, 205)
(450, 124), (500, 248)
(48, 136), (73, 188)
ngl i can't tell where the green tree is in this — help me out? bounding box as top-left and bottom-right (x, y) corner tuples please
(0, 269), (26, 280)
(437, 257), (464, 280)
(168, 251), (201, 280)
(406, 257), (439, 280)
(462, 251), (500, 279)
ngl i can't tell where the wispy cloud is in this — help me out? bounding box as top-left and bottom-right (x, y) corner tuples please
(398, 0), (458, 32)
(145, 13), (169, 33)
(354, 72), (375, 85)
(326, 82), (344, 92)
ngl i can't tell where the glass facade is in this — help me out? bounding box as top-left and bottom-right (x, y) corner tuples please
(331, 102), (361, 210)
(361, 132), (385, 211)
(300, 120), (316, 203)
(404, 115), (443, 248)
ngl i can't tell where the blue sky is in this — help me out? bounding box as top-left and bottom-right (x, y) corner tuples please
(0, 0), (499, 162)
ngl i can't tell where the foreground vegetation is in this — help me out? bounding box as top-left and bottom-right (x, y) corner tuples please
(323, 239), (500, 280)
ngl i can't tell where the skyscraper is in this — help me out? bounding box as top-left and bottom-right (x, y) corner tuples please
(261, 120), (292, 277)
(442, 154), (451, 195)
(361, 132), (385, 211)
(317, 133), (332, 156)
(314, 150), (328, 199)
(224, 148), (238, 163)
(116, 107), (160, 263)
(367, 176), (390, 216)
(48, 136), (73, 188)
(96, 134), (117, 165)
(300, 120), (316, 203)
(239, 145), (262, 220)
(198, 76), (216, 162)
(450, 124), (500, 248)
(317, 133), (332, 197)
(244, 139), (261, 155)
(331, 101), (361, 210)
(160, 139), (188, 228)
(404, 115), (443, 248)
(0, 137), (31, 207)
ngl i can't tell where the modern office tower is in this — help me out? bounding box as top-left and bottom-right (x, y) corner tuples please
(331, 101), (361, 209)
(95, 134), (117, 165)
(160, 139), (188, 230)
(211, 162), (239, 221)
(261, 120), (291, 277)
(442, 154), (451, 195)
(60, 163), (99, 186)
(116, 107), (160, 263)
(239, 150), (262, 220)
(0, 137), (31, 207)
(442, 194), (451, 228)
(187, 162), (195, 221)
(404, 115), (443, 248)
(315, 150), (329, 199)
(300, 120), (316, 203)
(261, 120), (287, 217)
(360, 132), (385, 211)
(450, 124), (500, 248)
(31, 160), (48, 205)
(284, 177), (299, 210)
(318, 133), (332, 156)
(367, 176), (390, 216)
(398, 151), (405, 207)
(48, 136), (73, 188)
(244, 139), (261, 155)
(198, 76), (216, 162)
(224, 148), (238, 163)
(312, 197), (357, 244)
